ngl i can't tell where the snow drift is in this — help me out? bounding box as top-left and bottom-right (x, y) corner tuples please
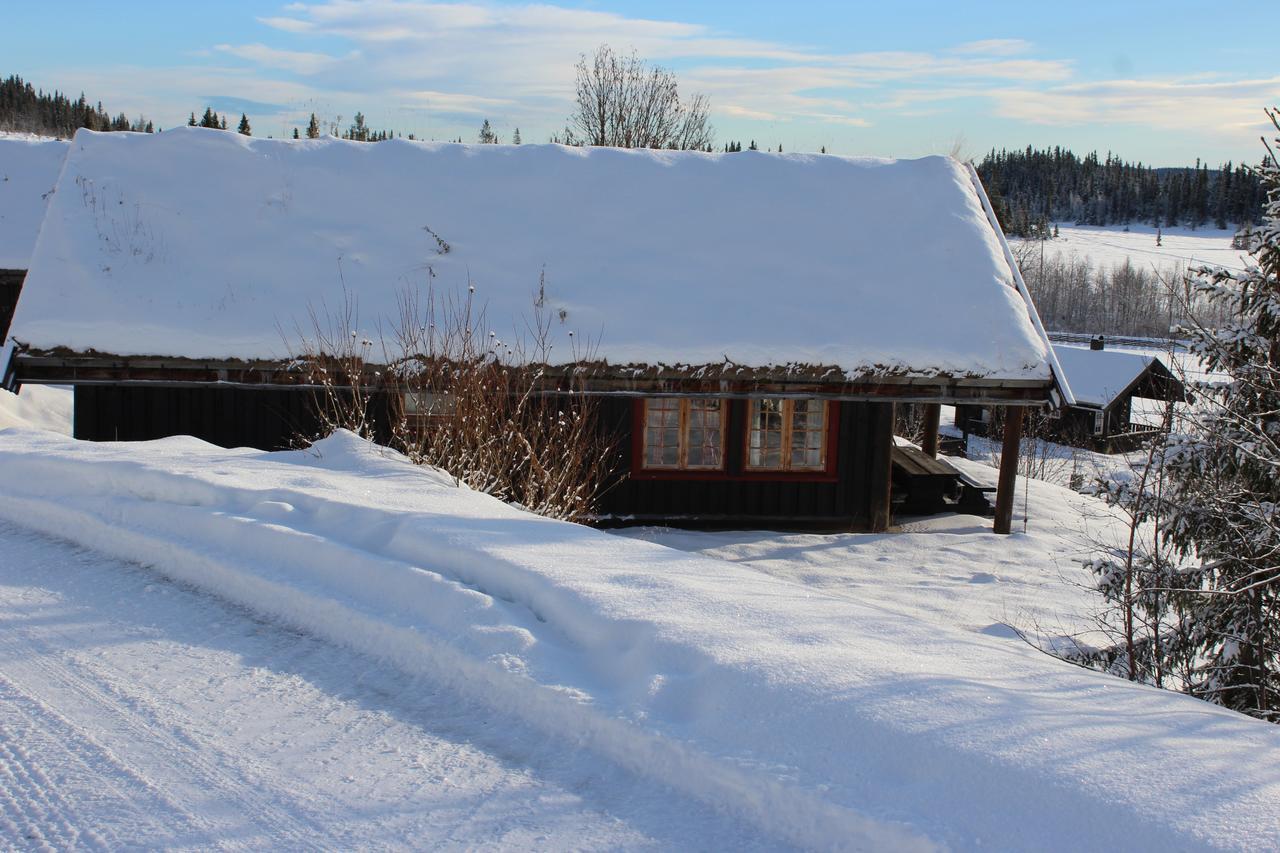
(13, 128), (1050, 379)
(0, 428), (1276, 850)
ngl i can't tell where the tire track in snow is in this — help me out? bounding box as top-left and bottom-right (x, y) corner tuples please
(0, 622), (325, 849)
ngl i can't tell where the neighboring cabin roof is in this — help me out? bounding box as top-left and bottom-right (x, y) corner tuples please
(13, 128), (1054, 383)
(0, 133), (68, 268)
(1051, 344), (1181, 408)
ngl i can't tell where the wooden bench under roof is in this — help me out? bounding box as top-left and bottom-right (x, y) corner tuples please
(891, 445), (995, 518)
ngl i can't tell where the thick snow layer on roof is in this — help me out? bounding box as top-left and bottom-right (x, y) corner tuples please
(1052, 344), (1160, 407)
(0, 133), (67, 268)
(14, 128), (1051, 380)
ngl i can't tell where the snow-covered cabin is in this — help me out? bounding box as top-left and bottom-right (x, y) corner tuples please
(0, 133), (67, 343)
(955, 338), (1185, 453)
(6, 128), (1068, 531)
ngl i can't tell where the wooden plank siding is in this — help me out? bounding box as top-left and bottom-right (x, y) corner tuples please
(595, 398), (893, 531)
(0, 269), (24, 346)
(72, 385), (396, 450)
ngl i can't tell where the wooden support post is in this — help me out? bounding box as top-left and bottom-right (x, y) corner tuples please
(921, 403), (941, 458)
(867, 402), (895, 533)
(993, 406), (1023, 535)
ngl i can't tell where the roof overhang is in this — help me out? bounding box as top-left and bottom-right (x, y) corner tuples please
(7, 352), (1055, 407)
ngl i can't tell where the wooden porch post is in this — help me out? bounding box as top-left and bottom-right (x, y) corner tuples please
(993, 406), (1023, 535)
(921, 403), (941, 458)
(867, 402), (895, 533)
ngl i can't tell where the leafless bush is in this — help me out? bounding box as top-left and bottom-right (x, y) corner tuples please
(292, 279), (618, 523)
(570, 44), (713, 151)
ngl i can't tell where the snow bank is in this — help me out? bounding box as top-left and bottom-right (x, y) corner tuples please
(0, 384), (71, 433)
(14, 128), (1050, 380)
(0, 133), (67, 268)
(0, 430), (1277, 849)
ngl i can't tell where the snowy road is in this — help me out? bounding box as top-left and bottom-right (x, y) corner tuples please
(0, 521), (777, 850)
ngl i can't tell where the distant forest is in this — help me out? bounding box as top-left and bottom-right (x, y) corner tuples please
(0, 75), (154, 136)
(979, 146), (1267, 236)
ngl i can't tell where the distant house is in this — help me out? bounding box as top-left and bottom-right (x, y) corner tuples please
(955, 338), (1186, 453)
(5, 128), (1071, 533)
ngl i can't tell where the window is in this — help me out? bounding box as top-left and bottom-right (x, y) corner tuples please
(404, 390), (458, 421)
(1092, 410), (1106, 435)
(747, 399), (828, 471)
(641, 398), (725, 470)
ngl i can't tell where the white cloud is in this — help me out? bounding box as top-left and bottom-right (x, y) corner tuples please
(215, 43), (356, 75)
(244, 1), (1074, 132)
(991, 76), (1280, 132)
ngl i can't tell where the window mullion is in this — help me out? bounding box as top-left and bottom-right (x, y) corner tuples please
(678, 400), (689, 468)
(781, 399), (793, 471)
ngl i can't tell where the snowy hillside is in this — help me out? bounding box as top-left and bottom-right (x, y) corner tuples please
(1, 427), (1277, 850)
(0, 133), (67, 268)
(13, 128), (1051, 379)
(1016, 223), (1246, 274)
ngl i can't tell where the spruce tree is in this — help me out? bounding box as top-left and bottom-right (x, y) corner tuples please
(1158, 108), (1280, 721)
(237, 113), (251, 136)
(512, 127), (521, 145)
(306, 113), (320, 139)
(188, 112), (197, 127)
(292, 127), (299, 139)
(478, 118), (497, 144)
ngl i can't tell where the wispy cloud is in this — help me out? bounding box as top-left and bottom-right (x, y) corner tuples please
(215, 43), (357, 75)
(991, 76), (1280, 131)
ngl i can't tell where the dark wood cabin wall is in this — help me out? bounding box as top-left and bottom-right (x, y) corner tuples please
(595, 398), (888, 530)
(73, 385), (398, 451)
(0, 269), (24, 344)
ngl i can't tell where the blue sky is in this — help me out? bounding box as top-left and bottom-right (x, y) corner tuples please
(5, 1), (1276, 164)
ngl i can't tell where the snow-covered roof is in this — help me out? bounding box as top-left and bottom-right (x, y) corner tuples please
(1051, 344), (1167, 408)
(0, 133), (67, 268)
(14, 128), (1053, 382)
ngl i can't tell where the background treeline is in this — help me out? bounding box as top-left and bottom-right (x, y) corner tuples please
(0, 74), (153, 136)
(1014, 245), (1229, 338)
(980, 145), (1267, 236)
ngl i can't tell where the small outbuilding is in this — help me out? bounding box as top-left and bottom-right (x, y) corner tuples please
(955, 338), (1186, 453)
(6, 128), (1071, 532)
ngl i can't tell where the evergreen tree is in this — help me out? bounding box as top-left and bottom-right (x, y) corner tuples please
(188, 112), (197, 127)
(478, 118), (497, 144)
(512, 127), (521, 145)
(748, 140), (757, 151)
(200, 107), (219, 129)
(306, 113), (320, 139)
(219, 115), (227, 131)
(292, 127), (299, 140)
(1157, 108), (1280, 721)
(237, 113), (251, 136)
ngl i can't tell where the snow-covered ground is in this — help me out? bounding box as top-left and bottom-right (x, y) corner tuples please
(0, 520), (768, 850)
(0, 385), (71, 433)
(1015, 223), (1248, 274)
(1, 425), (1278, 850)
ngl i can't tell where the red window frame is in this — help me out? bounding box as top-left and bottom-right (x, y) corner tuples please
(630, 398), (839, 482)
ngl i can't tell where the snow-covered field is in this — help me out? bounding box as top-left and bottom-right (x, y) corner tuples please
(1015, 223), (1248, 274)
(1, 419), (1278, 850)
